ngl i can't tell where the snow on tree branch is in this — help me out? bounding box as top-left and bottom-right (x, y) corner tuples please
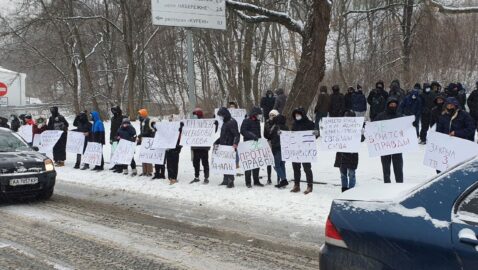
(425, 0), (478, 14)
(226, 0), (304, 36)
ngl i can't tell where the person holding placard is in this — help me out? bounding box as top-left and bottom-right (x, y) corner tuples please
(241, 107), (264, 188)
(116, 118), (138, 175)
(151, 119), (166, 180)
(214, 107), (240, 188)
(268, 114), (289, 188)
(189, 108), (215, 185)
(436, 97), (476, 142)
(47, 106), (69, 167)
(109, 106), (124, 172)
(72, 111), (92, 169)
(374, 98), (404, 183)
(264, 109), (280, 185)
(290, 107), (318, 194)
(138, 109), (155, 177)
(90, 111), (105, 171)
(165, 119), (183, 185)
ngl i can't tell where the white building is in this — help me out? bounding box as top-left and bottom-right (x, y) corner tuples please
(0, 66), (27, 107)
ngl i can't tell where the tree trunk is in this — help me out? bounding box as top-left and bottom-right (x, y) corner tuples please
(401, 0), (414, 86)
(283, 0), (332, 123)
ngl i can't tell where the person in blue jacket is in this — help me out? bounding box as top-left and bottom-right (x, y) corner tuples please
(90, 111), (105, 171)
(351, 84), (367, 117)
(399, 84), (422, 136)
(436, 97), (476, 142)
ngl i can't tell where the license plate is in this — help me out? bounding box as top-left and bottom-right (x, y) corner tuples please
(9, 177), (39, 186)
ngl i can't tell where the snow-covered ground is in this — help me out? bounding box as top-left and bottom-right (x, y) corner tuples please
(56, 120), (437, 229)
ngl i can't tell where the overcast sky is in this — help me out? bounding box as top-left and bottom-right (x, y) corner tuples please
(0, 0), (20, 16)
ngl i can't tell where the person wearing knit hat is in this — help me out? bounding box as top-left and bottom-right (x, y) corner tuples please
(263, 109), (280, 185)
(137, 108), (154, 177)
(436, 97), (476, 143)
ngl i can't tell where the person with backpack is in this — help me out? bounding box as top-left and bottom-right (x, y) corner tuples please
(290, 107), (318, 195)
(351, 84), (367, 117)
(47, 107), (69, 167)
(214, 107), (240, 188)
(116, 118), (138, 176)
(72, 111), (92, 169)
(367, 81), (389, 121)
(240, 106), (264, 188)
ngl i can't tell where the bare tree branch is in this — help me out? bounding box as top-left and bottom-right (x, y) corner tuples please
(225, 0), (305, 36)
(55, 16), (123, 34)
(425, 0), (478, 14)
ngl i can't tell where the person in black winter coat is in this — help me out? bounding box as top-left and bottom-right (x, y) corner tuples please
(260, 90), (276, 121)
(0, 117), (9, 129)
(268, 114), (289, 188)
(344, 87), (354, 111)
(419, 83), (437, 144)
(351, 85), (367, 117)
(116, 118), (138, 175)
(431, 81), (442, 94)
(399, 86), (422, 137)
(329, 85), (345, 117)
(214, 107), (240, 188)
(389, 79), (405, 104)
(110, 106), (123, 144)
(10, 114), (20, 132)
(72, 111), (92, 169)
(367, 81), (389, 121)
(467, 81), (478, 132)
(47, 106), (69, 166)
(241, 106), (264, 188)
(189, 108), (216, 185)
(263, 109), (280, 185)
(446, 83), (467, 110)
(314, 86), (330, 131)
(457, 83), (467, 110)
(334, 110), (363, 192)
(430, 94), (446, 129)
(273, 88), (287, 114)
(436, 97), (476, 142)
(290, 107), (318, 195)
(374, 98), (404, 184)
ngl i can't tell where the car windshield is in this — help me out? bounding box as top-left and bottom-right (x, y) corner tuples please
(0, 131), (30, 152)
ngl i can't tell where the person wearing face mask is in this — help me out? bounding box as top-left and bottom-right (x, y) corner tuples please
(241, 106), (264, 188)
(389, 79), (405, 104)
(419, 83), (437, 144)
(0, 116), (9, 128)
(367, 81), (389, 121)
(273, 88), (287, 114)
(290, 107), (318, 195)
(467, 81), (478, 134)
(351, 84), (367, 117)
(260, 90), (276, 121)
(9, 114), (20, 132)
(399, 83), (422, 137)
(47, 106), (69, 167)
(214, 107), (240, 188)
(431, 81), (442, 94)
(430, 94), (446, 128)
(436, 97), (476, 142)
(137, 109), (155, 176)
(374, 98), (404, 183)
(268, 113), (289, 188)
(109, 106), (123, 172)
(116, 118), (138, 175)
(328, 85), (345, 117)
(72, 111), (92, 169)
(314, 86), (330, 131)
(264, 109), (280, 185)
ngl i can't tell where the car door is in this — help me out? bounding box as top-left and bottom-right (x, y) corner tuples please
(452, 184), (478, 269)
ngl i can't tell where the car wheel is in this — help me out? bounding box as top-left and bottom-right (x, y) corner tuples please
(37, 187), (54, 200)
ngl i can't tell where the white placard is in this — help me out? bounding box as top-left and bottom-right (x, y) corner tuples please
(238, 138), (274, 171)
(320, 117), (364, 153)
(138, 137), (166, 165)
(153, 121), (181, 149)
(66, 131), (86, 154)
(211, 145), (236, 175)
(110, 139), (136, 165)
(81, 142), (103, 166)
(40, 130), (64, 153)
(280, 131), (318, 163)
(364, 116), (418, 157)
(18, 125), (33, 143)
(423, 131), (478, 172)
(33, 134), (41, 147)
(152, 0), (226, 30)
(215, 108), (246, 129)
(180, 119), (216, 147)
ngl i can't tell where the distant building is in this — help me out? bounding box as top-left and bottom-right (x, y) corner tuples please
(0, 67), (26, 107)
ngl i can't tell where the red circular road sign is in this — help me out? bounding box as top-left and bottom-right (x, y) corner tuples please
(0, 82), (7, 97)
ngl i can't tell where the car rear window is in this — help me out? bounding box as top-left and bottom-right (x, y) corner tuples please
(0, 131), (29, 152)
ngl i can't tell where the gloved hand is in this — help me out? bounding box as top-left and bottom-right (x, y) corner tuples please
(277, 130), (282, 135)
(312, 130), (319, 137)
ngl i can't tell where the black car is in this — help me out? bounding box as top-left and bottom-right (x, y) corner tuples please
(0, 127), (56, 201)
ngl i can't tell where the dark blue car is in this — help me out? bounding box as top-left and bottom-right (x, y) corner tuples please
(320, 157), (478, 270)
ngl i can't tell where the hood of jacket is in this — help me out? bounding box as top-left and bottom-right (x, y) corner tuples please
(217, 107), (232, 121)
(91, 111), (101, 122)
(275, 88), (284, 96)
(248, 106), (262, 118)
(292, 107), (309, 121)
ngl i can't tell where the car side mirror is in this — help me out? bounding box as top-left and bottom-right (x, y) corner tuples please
(32, 146), (39, 151)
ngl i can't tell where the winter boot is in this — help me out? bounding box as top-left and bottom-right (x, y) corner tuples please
(304, 185), (313, 195)
(290, 184), (300, 193)
(152, 173), (161, 180)
(131, 169), (138, 176)
(190, 178), (200, 184)
(227, 179), (235, 188)
(92, 166), (103, 171)
(246, 184), (252, 188)
(56, 161), (65, 167)
(275, 180), (289, 189)
(113, 167), (123, 173)
(254, 182), (265, 187)
(80, 164), (90, 171)
(169, 179), (178, 185)
(203, 179), (209, 184)
(74, 163), (80, 169)
(341, 187), (348, 192)
(219, 177), (228, 186)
